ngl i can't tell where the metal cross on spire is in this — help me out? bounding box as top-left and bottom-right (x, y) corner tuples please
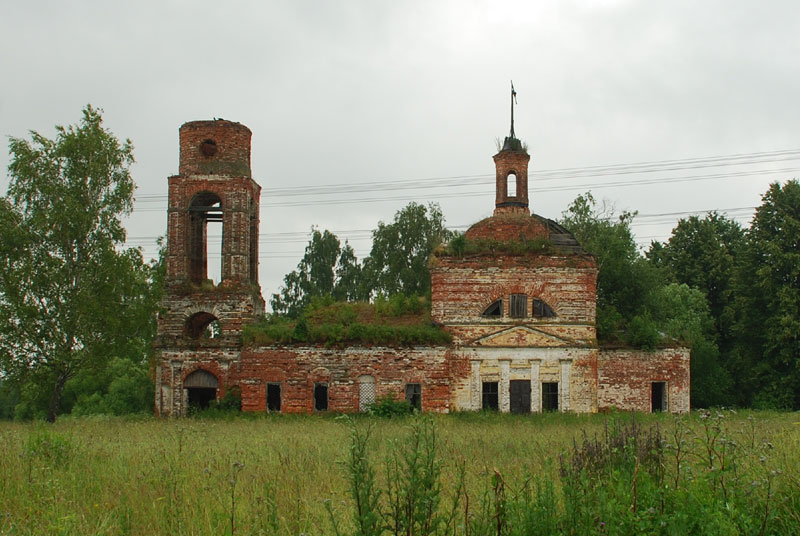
(510, 80), (518, 138)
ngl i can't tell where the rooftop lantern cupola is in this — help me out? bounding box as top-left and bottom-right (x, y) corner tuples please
(493, 81), (531, 216)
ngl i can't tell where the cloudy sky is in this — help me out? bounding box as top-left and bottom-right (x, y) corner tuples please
(2, 0), (799, 306)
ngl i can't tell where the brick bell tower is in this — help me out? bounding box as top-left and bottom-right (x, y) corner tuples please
(493, 82), (530, 216)
(155, 119), (265, 416)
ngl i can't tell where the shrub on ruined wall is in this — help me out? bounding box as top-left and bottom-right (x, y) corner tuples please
(242, 295), (451, 347)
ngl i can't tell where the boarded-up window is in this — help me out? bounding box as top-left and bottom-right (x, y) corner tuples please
(482, 299), (503, 317)
(532, 298), (556, 318)
(358, 375), (376, 412)
(510, 294), (527, 318)
(542, 382), (558, 411)
(314, 383), (329, 411)
(405, 383), (422, 411)
(482, 381), (499, 411)
(267, 382), (281, 412)
(509, 380), (531, 414)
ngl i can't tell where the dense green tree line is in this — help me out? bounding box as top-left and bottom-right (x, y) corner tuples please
(564, 184), (800, 409)
(269, 202), (451, 315)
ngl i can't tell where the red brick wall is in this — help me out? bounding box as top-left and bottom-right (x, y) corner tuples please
(179, 120), (252, 177)
(165, 176), (261, 285)
(597, 348), (690, 413)
(431, 255), (598, 346)
(493, 150), (530, 212)
(236, 347), (453, 413)
(465, 213), (550, 241)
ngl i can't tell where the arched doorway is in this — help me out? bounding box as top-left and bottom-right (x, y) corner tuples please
(184, 369), (219, 411)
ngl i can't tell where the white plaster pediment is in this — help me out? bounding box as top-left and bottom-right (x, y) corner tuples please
(474, 326), (573, 347)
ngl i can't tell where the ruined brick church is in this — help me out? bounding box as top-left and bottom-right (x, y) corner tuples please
(154, 117), (690, 416)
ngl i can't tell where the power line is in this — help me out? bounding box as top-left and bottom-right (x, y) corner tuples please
(123, 205), (758, 246)
(130, 148), (800, 207)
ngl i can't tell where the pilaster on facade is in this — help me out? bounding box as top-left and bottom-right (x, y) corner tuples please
(499, 359), (511, 413)
(470, 360), (481, 410)
(559, 358), (572, 412)
(530, 359), (542, 412)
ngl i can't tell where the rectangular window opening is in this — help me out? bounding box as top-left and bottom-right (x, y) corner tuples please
(542, 382), (559, 412)
(405, 383), (422, 411)
(266, 382), (281, 412)
(482, 381), (499, 411)
(314, 382), (329, 412)
(510, 294), (527, 318)
(651, 382), (666, 412)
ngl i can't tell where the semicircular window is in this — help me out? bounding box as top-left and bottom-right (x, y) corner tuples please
(481, 299), (503, 318)
(532, 298), (556, 318)
(186, 311), (221, 339)
(184, 369), (219, 389)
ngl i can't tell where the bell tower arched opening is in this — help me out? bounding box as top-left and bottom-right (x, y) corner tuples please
(185, 311), (221, 339)
(507, 172), (517, 197)
(188, 192), (223, 284)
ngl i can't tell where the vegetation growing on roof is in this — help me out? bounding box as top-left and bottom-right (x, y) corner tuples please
(242, 294), (451, 347)
(436, 232), (554, 258)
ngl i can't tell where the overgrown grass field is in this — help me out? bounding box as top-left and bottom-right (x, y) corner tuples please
(1, 411), (798, 535)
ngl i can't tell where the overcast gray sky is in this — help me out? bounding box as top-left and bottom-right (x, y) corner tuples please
(2, 0), (799, 307)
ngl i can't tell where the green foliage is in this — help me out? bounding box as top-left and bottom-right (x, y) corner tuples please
(188, 387), (242, 418)
(648, 213), (744, 407)
(361, 202), (452, 298)
(373, 293), (426, 317)
(244, 296), (451, 347)
(270, 228), (364, 318)
(0, 106), (159, 422)
(342, 420), (383, 536)
(368, 394), (414, 417)
(24, 427), (74, 468)
(646, 283), (716, 344)
(0, 380), (20, 420)
(70, 357), (154, 416)
(648, 212), (744, 344)
(332, 412), (795, 535)
(1, 412), (797, 534)
(215, 386), (242, 411)
(645, 283), (732, 407)
(625, 313), (661, 350)
(561, 194), (734, 407)
(734, 180), (800, 409)
(559, 193), (663, 345)
(383, 418), (443, 534)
